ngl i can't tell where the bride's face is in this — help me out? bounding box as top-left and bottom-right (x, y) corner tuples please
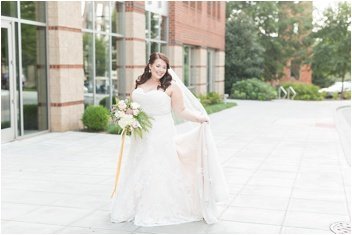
(149, 59), (167, 80)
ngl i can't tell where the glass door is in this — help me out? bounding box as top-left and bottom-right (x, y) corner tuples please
(1, 20), (16, 143)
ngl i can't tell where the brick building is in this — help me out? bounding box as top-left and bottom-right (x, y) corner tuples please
(280, 1), (313, 84)
(1, 1), (226, 143)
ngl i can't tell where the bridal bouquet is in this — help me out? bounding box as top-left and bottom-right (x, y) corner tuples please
(110, 99), (152, 138)
(110, 98), (152, 198)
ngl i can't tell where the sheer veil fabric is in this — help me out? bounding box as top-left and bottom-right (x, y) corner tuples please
(110, 68), (229, 226)
(169, 68), (230, 223)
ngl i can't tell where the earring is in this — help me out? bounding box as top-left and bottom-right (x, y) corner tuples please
(148, 69), (151, 73)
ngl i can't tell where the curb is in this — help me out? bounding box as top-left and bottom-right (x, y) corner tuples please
(335, 105), (351, 166)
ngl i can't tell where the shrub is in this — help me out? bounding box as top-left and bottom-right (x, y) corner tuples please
(99, 96), (117, 108)
(281, 82), (324, 100)
(231, 78), (276, 100)
(23, 104), (38, 130)
(199, 92), (222, 106)
(332, 92), (340, 100)
(329, 91), (352, 100)
(343, 91), (351, 100)
(82, 105), (110, 131)
(1, 121), (10, 129)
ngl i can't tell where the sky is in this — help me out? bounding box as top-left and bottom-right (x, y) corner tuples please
(312, 0), (348, 25)
(313, 0), (347, 19)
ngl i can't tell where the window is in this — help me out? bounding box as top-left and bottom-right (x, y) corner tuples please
(21, 23), (48, 133)
(183, 45), (196, 92)
(82, 1), (93, 29)
(212, 2), (216, 17)
(290, 59), (301, 80)
(197, 2), (202, 11)
(1, 1), (17, 17)
(1, 1), (48, 136)
(111, 2), (123, 34)
(95, 1), (110, 32)
(81, 1), (125, 107)
(217, 2), (220, 19)
(183, 46), (191, 87)
(207, 49), (215, 92)
(20, 1), (46, 23)
(145, 6), (168, 61)
(150, 12), (160, 40)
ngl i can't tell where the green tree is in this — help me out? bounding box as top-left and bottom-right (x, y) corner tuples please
(225, 12), (264, 94)
(226, 1), (313, 81)
(311, 1), (351, 94)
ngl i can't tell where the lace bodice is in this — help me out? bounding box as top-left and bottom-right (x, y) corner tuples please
(132, 88), (171, 116)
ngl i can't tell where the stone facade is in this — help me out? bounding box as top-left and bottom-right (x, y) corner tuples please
(47, 1), (85, 131)
(46, 1), (226, 132)
(168, 1), (226, 95)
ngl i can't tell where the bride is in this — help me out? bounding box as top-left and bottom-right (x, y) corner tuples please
(110, 52), (229, 227)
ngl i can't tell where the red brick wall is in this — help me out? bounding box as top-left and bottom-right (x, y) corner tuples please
(281, 64), (312, 84)
(300, 64), (312, 83)
(169, 1), (226, 50)
(125, 1), (145, 13)
(279, 1), (312, 84)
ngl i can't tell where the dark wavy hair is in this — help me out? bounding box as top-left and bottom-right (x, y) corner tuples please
(135, 52), (172, 91)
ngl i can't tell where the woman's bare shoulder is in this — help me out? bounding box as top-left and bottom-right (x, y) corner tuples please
(165, 79), (177, 96)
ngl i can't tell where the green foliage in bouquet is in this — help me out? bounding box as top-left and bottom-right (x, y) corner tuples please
(132, 111), (153, 138)
(106, 123), (124, 135)
(110, 99), (153, 138)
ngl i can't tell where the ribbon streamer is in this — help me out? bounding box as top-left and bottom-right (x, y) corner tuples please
(111, 129), (127, 198)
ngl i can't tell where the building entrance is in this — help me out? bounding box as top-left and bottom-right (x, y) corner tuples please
(1, 20), (16, 143)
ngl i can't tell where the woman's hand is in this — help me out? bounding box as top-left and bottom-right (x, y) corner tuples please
(197, 115), (209, 123)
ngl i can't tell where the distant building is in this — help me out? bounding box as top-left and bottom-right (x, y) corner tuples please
(279, 1), (313, 84)
(1, 1), (225, 143)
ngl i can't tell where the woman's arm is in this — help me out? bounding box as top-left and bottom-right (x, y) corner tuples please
(170, 82), (208, 123)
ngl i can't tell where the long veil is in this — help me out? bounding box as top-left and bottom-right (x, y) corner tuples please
(168, 68), (230, 224)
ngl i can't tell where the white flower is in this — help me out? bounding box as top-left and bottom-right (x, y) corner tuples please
(118, 115), (134, 129)
(131, 120), (141, 129)
(118, 100), (127, 110)
(132, 109), (140, 116)
(115, 111), (125, 118)
(130, 102), (140, 110)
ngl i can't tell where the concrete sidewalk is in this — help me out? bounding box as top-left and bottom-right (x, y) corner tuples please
(1, 100), (351, 234)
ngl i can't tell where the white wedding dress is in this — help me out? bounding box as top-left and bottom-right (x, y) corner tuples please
(110, 85), (229, 227)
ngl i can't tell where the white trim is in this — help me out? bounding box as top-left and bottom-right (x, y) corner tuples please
(1, 20), (16, 143)
(145, 1), (168, 16)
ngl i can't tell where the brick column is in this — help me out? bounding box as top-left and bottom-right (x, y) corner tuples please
(168, 44), (183, 80)
(47, 2), (84, 131)
(124, 1), (146, 96)
(214, 50), (225, 95)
